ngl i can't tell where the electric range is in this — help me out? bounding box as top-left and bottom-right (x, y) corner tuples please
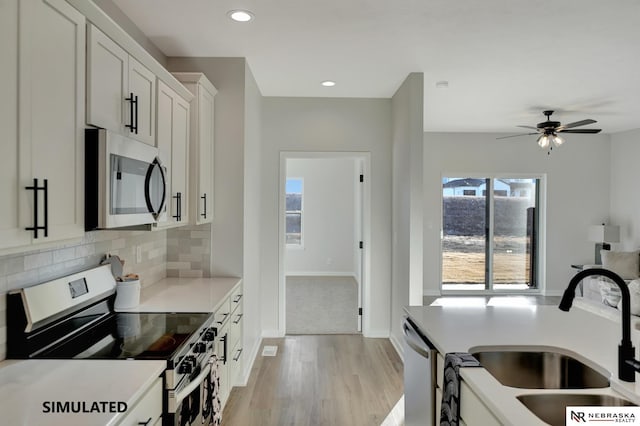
(6, 265), (222, 425)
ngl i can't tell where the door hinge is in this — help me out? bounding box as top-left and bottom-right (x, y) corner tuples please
(359, 174), (364, 183)
(358, 307), (363, 316)
(359, 241), (363, 249)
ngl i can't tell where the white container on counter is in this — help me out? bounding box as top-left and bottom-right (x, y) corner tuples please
(114, 279), (141, 310)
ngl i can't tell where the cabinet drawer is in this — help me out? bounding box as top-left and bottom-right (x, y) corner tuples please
(230, 286), (243, 313)
(214, 297), (231, 326)
(117, 377), (162, 426)
(229, 339), (243, 387)
(229, 310), (243, 351)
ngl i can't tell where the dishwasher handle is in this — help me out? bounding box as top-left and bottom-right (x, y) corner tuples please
(402, 319), (432, 358)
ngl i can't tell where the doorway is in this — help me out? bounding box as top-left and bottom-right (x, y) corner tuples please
(279, 152), (370, 335)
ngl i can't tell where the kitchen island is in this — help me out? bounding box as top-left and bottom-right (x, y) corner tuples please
(405, 303), (640, 425)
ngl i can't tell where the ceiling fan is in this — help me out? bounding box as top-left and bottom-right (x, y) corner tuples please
(498, 110), (602, 152)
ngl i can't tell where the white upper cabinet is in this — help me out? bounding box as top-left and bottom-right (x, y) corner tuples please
(156, 80), (191, 229)
(0, 0), (85, 251)
(87, 24), (156, 146)
(172, 73), (217, 225)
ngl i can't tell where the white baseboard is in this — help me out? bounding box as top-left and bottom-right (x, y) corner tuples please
(363, 329), (390, 338)
(237, 337), (262, 387)
(389, 333), (404, 363)
(423, 289), (441, 297)
(285, 272), (357, 278)
(261, 329), (285, 338)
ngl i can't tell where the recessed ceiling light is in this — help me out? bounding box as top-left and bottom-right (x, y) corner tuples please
(321, 80), (336, 87)
(228, 10), (254, 22)
(435, 80), (449, 89)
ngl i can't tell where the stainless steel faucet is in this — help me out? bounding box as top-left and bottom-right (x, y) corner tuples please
(559, 268), (640, 382)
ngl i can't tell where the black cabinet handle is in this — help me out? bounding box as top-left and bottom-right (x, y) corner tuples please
(216, 313), (229, 325)
(222, 334), (228, 365)
(25, 178), (48, 238)
(172, 192), (182, 221)
(201, 193), (207, 218)
(233, 314), (243, 324)
(233, 348), (243, 362)
(138, 417), (152, 426)
(233, 294), (242, 303)
(125, 93), (138, 134)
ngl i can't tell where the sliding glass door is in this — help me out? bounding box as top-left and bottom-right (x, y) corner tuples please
(441, 176), (540, 292)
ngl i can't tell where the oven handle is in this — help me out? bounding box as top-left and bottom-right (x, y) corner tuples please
(173, 363), (211, 407)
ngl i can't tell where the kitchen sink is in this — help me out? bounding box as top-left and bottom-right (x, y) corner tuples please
(471, 349), (609, 389)
(517, 393), (636, 426)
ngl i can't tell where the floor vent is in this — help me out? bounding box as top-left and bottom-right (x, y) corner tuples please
(262, 345), (278, 357)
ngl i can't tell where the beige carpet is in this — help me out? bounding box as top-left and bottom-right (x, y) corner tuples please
(286, 276), (359, 334)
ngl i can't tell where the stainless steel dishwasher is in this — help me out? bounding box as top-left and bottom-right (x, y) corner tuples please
(403, 316), (437, 426)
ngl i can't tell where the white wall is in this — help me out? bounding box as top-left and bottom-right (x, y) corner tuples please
(390, 73), (424, 351)
(261, 97), (392, 337)
(285, 158), (357, 276)
(610, 129), (640, 250)
(241, 62), (263, 384)
(167, 57), (246, 277)
(423, 132), (611, 296)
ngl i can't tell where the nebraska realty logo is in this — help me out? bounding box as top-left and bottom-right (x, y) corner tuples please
(567, 406), (640, 424)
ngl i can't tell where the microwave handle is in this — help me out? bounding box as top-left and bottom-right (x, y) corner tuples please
(144, 157), (167, 217)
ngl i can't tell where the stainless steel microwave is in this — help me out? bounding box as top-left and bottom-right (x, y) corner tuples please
(85, 128), (166, 230)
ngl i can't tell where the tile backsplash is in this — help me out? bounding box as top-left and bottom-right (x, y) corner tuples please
(0, 229), (168, 361)
(167, 224), (212, 278)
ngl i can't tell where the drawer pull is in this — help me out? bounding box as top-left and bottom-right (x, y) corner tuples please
(216, 312), (229, 324)
(233, 294), (243, 303)
(138, 417), (152, 425)
(233, 348), (243, 362)
(233, 313), (243, 324)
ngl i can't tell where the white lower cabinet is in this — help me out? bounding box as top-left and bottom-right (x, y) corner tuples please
(0, 0), (85, 251)
(117, 377), (162, 426)
(213, 282), (243, 412)
(459, 381), (501, 426)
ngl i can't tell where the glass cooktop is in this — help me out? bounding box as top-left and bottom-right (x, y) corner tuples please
(37, 312), (212, 360)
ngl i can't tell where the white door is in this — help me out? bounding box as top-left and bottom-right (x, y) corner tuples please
(86, 24), (128, 133)
(17, 0), (85, 246)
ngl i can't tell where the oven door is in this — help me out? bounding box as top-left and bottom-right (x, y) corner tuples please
(167, 357), (219, 426)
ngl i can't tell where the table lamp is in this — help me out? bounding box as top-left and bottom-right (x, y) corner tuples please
(588, 224), (620, 264)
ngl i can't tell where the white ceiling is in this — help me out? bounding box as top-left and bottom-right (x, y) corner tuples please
(113, 0), (640, 133)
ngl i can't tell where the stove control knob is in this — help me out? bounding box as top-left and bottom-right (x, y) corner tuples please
(179, 356), (196, 374)
(193, 342), (207, 353)
(202, 328), (216, 341)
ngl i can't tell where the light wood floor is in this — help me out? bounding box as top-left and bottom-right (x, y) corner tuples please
(222, 335), (404, 426)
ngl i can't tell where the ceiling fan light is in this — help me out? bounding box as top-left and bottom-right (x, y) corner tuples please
(552, 134), (564, 147)
(537, 134), (550, 149)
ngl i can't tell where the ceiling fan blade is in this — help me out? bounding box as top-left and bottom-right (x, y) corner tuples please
(496, 132), (539, 140)
(558, 129), (602, 134)
(557, 119), (597, 130)
(517, 125), (539, 130)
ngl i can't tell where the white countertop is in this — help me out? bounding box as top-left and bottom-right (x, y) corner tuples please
(405, 304), (640, 425)
(117, 276), (242, 313)
(0, 359), (165, 426)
